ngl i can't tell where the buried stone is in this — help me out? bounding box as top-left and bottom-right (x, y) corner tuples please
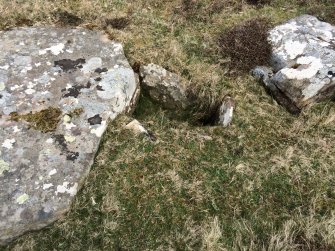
(0, 27), (139, 245)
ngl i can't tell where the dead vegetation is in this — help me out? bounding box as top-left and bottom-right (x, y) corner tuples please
(218, 18), (272, 74)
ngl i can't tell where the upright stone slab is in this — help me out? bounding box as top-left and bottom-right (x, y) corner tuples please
(252, 15), (335, 113)
(0, 27), (138, 245)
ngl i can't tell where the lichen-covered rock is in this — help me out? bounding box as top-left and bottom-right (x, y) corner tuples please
(139, 64), (190, 110)
(253, 15), (335, 112)
(0, 27), (138, 245)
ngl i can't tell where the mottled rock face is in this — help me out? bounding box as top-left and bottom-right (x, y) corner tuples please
(253, 15), (335, 112)
(0, 27), (138, 245)
(140, 64), (190, 110)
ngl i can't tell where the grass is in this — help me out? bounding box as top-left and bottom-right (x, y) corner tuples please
(1, 0), (335, 250)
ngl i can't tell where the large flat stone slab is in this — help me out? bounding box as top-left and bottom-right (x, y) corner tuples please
(252, 15), (335, 113)
(0, 27), (138, 245)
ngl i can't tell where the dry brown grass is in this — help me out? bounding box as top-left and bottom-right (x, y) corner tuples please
(218, 17), (272, 74)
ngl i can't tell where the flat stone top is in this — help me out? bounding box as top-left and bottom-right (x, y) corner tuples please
(0, 27), (137, 245)
(268, 15), (335, 108)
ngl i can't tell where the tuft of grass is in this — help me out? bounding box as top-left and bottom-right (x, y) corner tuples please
(53, 10), (83, 27)
(218, 17), (273, 74)
(103, 17), (130, 30)
(246, 0), (272, 6)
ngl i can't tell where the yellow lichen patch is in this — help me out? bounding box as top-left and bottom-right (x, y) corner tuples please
(16, 193), (29, 204)
(10, 107), (62, 133)
(64, 135), (76, 143)
(0, 159), (10, 176)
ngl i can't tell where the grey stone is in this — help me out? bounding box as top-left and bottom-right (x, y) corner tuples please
(139, 64), (190, 110)
(0, 27), (139, 245)
(216, 96), (235, 127)
(252, 15), (335, 113)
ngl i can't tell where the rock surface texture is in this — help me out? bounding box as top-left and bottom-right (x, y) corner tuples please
(0, 27), (138, 245)
(140, 64), (190, 110)
(252, 15), (335, 113)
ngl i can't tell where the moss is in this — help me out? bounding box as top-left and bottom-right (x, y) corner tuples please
(10, 107), (62, 133)
(68, 108), (84, 117)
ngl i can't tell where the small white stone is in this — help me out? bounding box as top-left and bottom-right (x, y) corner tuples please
(46, 138), (54, 144)
(2, 139), (15, 149)
(43, 183), (53, 190)
(48, 169), (57, 176)
(25, 88), (36, 95)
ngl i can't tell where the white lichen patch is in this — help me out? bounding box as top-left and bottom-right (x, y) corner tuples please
(0, 159), (10, 176)
(0, 65), (9, 70)
(42, 183), (53, 190)
(65, 123), (76, 130)
(27, 82), (36, 88)
(81, 57), (102, 74)
(281, 56), (323, 80)
(25, 88), (36, 95)
(302, 78), (330, 100)
(13, 126), (21, 133)
(16, 193), (29, 204)
(0, 82), (5, 91)
(282, 40), (306, 60)
(112, 43), (123, 54)
(39, 43), (65, 55)
(56, 182), (78, 196)
(2, 139), (15, 149)
(48, 169), (57, 176)
(10, 85), (21, 91)
(46, 138), (54, 144)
